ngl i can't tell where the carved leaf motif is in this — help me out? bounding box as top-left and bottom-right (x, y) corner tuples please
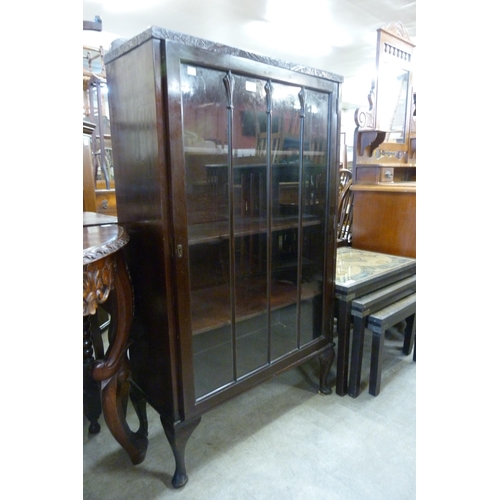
(223, 71), (235, 109)
(83, 257), (115, 316)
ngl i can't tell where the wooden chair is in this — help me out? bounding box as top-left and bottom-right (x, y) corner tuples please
(308, 138), (326, 164)
(256, 132), (281, 163)
(337, 178), (354, 246)
(339, 168), (352, 195)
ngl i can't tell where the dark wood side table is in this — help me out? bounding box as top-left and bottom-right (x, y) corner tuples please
(83, 223), (148, 464)
(334, 247), (416, 396)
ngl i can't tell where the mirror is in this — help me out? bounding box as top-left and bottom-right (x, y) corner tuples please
(373, 22), (415, 145)
(377, 63), (409, 143)
(353, 22), (415, 159)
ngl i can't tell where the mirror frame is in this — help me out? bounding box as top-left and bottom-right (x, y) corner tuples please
(354, 22), (415, 163)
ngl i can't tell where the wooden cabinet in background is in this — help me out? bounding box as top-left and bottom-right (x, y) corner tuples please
(105, 27), (342, 487)
(351, 184), (416, 258)
(351, 22), (416, 258)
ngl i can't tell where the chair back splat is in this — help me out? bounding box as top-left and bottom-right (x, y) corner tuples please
(337, 178), (354, 246)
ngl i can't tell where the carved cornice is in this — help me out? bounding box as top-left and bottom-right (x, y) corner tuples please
(105, 26), (344, 84)
(383, 21), (413, 43)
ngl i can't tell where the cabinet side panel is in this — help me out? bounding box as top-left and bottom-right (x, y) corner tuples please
(107, 39), (179, 418)
(351, 190), (416, 258)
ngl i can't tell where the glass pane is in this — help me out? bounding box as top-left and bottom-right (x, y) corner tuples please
(232, 75), (270, 378)
(181, 64), (234, 399)
(377, 63), (409, 143)
(299, 90), (329, 347)
(270, 82), (303, 360)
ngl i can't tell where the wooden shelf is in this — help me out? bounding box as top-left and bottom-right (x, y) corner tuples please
(356, 163), (416, 168)
(188, 214), (321, 244)
(190, 277), (320, 335)
(351, 182), (416, 193)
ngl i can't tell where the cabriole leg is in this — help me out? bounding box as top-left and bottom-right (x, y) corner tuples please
(318, 343), (335, 395)
(161, 416), (201, 489)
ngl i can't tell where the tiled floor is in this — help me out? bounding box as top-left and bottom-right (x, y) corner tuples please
(83, 327), (416, 499)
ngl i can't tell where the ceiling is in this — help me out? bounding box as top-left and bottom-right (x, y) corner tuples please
(82, 0), (416, 107)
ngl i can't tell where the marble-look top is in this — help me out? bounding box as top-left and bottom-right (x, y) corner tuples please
(336, 247), (416, 288)
(104, 26), (343, 84)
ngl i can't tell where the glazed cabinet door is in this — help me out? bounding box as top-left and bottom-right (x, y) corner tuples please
(166, 44), (339, 412)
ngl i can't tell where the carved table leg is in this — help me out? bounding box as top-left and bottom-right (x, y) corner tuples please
(93, 251), (148, 465)
(100, 360), (149, 464)
(161, 416), (201, 489)
(83, 315), (101, 434)
(318, 343), (336, 395)
(129, 383), (149, 438)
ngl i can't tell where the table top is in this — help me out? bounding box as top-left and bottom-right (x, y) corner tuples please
(335, 247), (416, 298)
(83, 224), (129, 266)
(83, 211), (118, 227)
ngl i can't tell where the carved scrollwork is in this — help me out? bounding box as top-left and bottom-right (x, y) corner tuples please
(354, 81), (376, 129)
(354, 107), (375, 129)
(83, 256), (115, 316)
(375, 149), (407, 161)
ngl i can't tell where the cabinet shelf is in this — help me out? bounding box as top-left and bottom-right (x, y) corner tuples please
(188, 214), (322, 244)
(356, 163), (416, 168)
(190, 276), (320, 335)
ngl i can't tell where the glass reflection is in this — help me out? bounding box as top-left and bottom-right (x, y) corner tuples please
(181, 65), (331, 398)
(269, 82), (301, 360)
(377, 63), (409, 143)
(232, 74), (269, 378)
(181, 64), (233, 399)
(299, 90), (329, 347)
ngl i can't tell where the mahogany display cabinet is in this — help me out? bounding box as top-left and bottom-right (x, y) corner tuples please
(104, 27), (343, 487)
